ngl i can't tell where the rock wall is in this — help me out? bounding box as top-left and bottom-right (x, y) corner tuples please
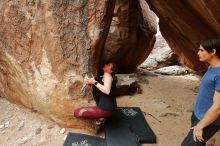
(140, 34), (179, 70)
(145, 0), (220, 71)
(0, 0), (116, 128)
(103, 0), (157, 72)
(0, 0), (156, 128)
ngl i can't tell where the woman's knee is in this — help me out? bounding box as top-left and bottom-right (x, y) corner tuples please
(74, 108), (83, 118)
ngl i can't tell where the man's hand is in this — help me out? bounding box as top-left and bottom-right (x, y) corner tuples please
(191, 91), (220, 143)
(191, 125), (204, 142)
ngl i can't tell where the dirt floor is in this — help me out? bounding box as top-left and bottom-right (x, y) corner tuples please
(0, 73), (220, 146)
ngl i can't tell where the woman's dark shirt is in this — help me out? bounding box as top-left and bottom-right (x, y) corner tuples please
(93, 75), (117, 111)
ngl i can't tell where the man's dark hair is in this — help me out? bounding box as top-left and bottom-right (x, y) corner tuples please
(201, 38), (220, 58)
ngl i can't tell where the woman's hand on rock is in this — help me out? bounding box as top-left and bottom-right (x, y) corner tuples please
(84, 76), (96, 85)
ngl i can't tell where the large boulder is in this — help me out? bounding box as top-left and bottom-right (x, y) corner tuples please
(140, 34), (179, 70)
(103, 0), (157, 72)
(0, 0), (116, 128)
(0, 0), (157, 128)
(145, 0), (220, 71)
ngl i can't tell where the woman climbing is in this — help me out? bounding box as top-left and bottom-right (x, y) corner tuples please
(74, 62), (118, 124)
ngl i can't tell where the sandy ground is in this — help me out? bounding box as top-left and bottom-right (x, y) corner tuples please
(0, 73), (220, 146)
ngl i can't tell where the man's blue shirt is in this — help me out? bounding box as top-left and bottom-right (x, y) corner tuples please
(194, 66), (220, 125)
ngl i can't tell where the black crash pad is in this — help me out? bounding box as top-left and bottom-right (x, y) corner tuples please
(105, 123), (140, 146)
(105, 107), (156, 144)
(63, 133), (105, 146)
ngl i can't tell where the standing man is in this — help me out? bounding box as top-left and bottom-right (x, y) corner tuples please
(182, 38), (220, 146)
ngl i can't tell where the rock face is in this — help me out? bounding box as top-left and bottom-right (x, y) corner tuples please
(140, 34), (179, 70)
(154, 65), (189, 76)
(103, 0), (157, 72)
(145, 0), (220, 71)
(0, 0), (115, 128)
(0, 0), (157, 128)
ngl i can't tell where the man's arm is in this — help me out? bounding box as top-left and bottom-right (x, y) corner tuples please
(193, 90), (220, 142)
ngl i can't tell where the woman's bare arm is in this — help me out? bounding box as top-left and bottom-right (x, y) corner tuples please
(85, 73), (113, 95)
